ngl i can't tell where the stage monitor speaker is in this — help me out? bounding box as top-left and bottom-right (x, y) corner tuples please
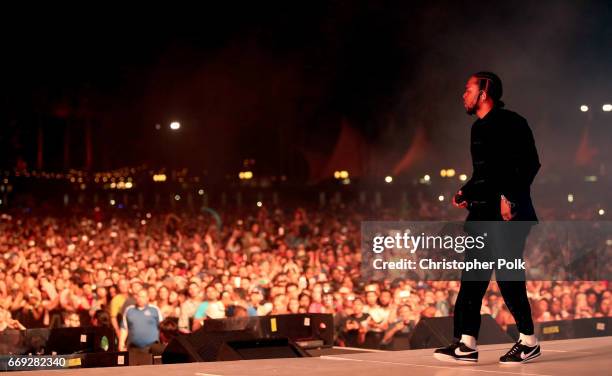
(202, 314), (334, 348)
(409, 314), (512, 349)
(163, 315), (329, 363)
(162, 314), (320, 363)
(77, 351), (152, 368)
(0, 327), (116, 355)
(163, 335), (308, 363)
(45, 326), (117, 355)
(507, 317), (611, 341)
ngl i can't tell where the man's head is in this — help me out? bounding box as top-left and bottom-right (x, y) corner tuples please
(159, 317), (179, 344)
(353, 298), (364, 314)
(250, 289), (263, 306)
(398, 304), (411, 322)
(379, 290), (392, 307)
(136, 289), (149, 308)
(463, 71), (504, 116)
(206, 285), (219, 301)
(63, 311), (81, 328)
(188, 282), (200, 299)
(118, 279), (129, 295)
(130, 279), (143, 295)
(365, 290), (378, 306)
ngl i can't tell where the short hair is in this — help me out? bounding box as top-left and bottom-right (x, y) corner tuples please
(159, 317), (179, 342)
(473, 71), (504, 108)
(93, 310), (112, 328)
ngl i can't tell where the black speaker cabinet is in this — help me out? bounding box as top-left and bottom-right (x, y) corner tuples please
(507, 317), (611, 341)
(45, 326), (117, 355)
(409, 314), (512, 349)
(203, 314), (333, 347)
(162, 315), (319, 363)
(0, 327), (116, 356)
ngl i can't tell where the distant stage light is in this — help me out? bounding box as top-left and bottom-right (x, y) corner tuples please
(153, 174), (167, 182)
(438, 195), (445, 202)
(567, 194), (574, 203)
(174, 195), (181, 201)
(110, 200), (116, 206)
(459, 174), (467, 182)
(256, 201), (263, 207)
(385, 176), (393, 183)
(580, 105), (589, 112)
(198, 189), (204, 196)
(440, 169), (447, 177)
(603, 104), (612, 112)
(424, 174), (431, 182)
(599, 209), (605, 216)
(170, 121), (181, 130)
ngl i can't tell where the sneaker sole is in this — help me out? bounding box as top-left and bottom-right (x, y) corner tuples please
(499, 351), (541, 365)
(433, 352), (478, 364)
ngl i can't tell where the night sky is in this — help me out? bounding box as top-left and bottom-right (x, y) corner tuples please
(1, 1), (611, 180)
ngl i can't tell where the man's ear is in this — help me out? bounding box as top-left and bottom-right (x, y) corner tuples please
(479, 91), (487, 102)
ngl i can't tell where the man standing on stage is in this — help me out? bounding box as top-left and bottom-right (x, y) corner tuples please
(433, 72), (542, 364)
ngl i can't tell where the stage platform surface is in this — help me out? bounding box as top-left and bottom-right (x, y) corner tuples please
(10, 336), (612, 376)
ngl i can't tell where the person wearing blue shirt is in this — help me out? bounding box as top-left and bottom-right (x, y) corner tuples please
(120, 289), (163, 352)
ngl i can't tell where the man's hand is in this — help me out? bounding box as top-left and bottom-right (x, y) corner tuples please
(500, 195), (515, 221)
(452, 190), (468, 209)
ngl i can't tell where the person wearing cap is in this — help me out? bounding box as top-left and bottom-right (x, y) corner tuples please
(434, 72), (541, 365)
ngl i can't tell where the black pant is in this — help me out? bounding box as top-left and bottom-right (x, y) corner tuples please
(453, 221), (535, 339)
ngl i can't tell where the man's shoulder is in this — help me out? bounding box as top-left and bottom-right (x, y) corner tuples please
(124, 305), (136, 316)
(496, 108), (531, 133)
(497, 108), (527, 123)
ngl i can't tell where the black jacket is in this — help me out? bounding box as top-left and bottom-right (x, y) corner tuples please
(461, 107), (540, 221)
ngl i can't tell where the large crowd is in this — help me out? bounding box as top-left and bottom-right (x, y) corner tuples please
(0, 200), (610, 351)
